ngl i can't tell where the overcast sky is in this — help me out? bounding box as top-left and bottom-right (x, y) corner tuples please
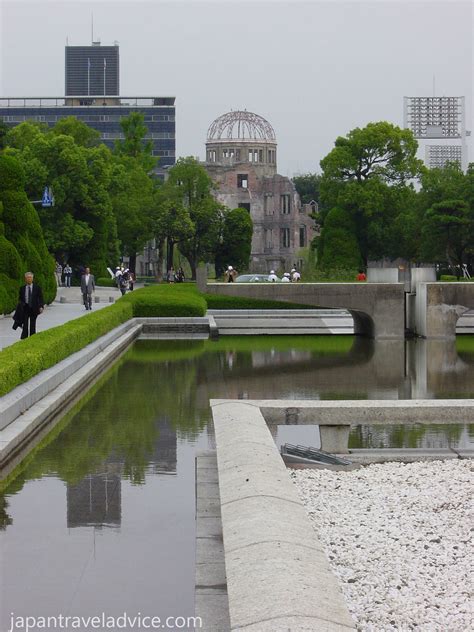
(1, 0), (472, 176)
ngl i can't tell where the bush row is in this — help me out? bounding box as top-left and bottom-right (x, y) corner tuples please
(203, 294), (313, 310)
(439, 275), (474, 282)
(96, 277), (117, 287)
(0, 285), (206, 397)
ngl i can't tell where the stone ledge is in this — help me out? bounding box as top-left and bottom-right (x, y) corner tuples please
(211, 402), (355, 631)
(0, 320), (139, 431)
(0, 324), (141, 469)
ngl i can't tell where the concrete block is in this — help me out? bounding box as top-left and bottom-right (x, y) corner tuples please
(194, 593), (230, 632)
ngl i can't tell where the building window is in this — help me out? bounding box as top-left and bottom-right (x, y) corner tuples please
(237, 174), (248, 188)
(259, 149), (263, 162)
(265, 229), (273, 249)
(299, 225), (307, 248)
(222, 148), (235, 158)
(264, 193), (273, 215)
(248, 149), (258, 162)
(280, 194), (291, 214)
(208, 149), (217, 162)
(268, 149), (275, 163)
(235, 149), (241, 161)
(280, 228), (290, 248)
(239, 203), (251, 212)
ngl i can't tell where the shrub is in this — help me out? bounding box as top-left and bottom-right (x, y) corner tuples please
(0, 301), (133, 397)
(96, 277), (116, 287)
(0, 154), (56, 310)
(124, 285), (206, 317)
(203, 294), (313, 310)
(0, 286), (206, 396)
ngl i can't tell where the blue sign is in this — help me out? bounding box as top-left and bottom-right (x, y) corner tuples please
(42, 187), (52, 207)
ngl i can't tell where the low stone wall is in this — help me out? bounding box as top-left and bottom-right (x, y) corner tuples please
(211, 401), (355, 631)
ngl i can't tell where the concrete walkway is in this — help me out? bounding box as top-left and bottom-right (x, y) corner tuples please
(0, 286), (116, 351)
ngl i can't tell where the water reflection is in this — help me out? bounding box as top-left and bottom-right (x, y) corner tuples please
(1, 335), (473, 626)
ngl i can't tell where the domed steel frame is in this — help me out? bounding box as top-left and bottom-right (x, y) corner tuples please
(207, 110), (276, 142)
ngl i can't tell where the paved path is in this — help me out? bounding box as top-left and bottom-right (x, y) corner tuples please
(0, 286), (117, 351)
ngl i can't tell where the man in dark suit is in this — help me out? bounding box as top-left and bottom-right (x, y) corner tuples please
(80, 267), (95, 310)
(19, 271), (44, 339)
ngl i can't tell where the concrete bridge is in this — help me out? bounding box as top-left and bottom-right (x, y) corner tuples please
(198, 268), (474, 339)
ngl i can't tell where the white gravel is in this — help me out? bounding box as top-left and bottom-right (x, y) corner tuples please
(292, 460), (473, 632)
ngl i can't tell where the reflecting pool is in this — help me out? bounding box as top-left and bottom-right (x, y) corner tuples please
(1, 335), (473, 628)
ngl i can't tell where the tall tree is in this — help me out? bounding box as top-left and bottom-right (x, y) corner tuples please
(114, 112), (156, 172)
(215, 208), (253, 277)
(292, 173), (321, 205)
(421, 200), (474, 272)
(318, 122), (424, 266)
(165, 157), (224, 279)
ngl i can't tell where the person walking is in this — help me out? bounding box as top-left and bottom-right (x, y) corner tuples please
(81, 267), (95, 310)
(18, 272), (44, 339)
(55, 261), (63, 287)
(167, 267), (175, 283)
(128, 270), (135, 291)
(176, 267), (185, 283)
(63, 263), (72, 288)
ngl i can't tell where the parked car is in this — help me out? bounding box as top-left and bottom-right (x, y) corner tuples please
(235, 274), (281, 282)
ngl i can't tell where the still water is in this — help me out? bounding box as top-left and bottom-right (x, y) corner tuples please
(1, 335), (473, 628)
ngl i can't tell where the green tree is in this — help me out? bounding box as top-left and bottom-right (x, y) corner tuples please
(0, 154), (55, 312)
(292, 173), (321, 205)
(5, 122), (119, 276)
(111, 157), (155, 272)
(0, 121), (8, 150)
(320, 121), (423, 185)
(114, 112), (156, 172)
(50, 116), (100, 147)
(317, 206), (362, 270)
(318, 122), (424, 266)
(421, 200), (474, 272)
(166, 158), (224, 279)
(215, 207), (253, 277)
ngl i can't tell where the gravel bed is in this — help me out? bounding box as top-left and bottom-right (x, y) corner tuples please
(292, 460), (473, 631)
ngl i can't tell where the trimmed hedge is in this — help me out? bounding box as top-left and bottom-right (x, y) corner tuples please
(96, 277), (117, 287)
(203, 294), (314, 310)
(0, 301), (133, 397)
(440, 275), (474, 282)
(0, 285), (206, 396)
(123, 285), (207, 317)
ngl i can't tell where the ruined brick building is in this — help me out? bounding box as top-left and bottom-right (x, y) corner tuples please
(204, 110), (315, 273)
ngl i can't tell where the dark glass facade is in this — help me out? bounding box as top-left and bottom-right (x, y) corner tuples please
(65, 45), (119, 97)
(0, 99), (176, 174)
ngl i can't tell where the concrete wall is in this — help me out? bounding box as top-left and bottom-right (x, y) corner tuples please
(415, 282), (474, 338)
(203, 281), (406, 339)
(211, 401), (355, 631)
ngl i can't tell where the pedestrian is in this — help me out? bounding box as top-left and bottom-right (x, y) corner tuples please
(114, 266), (122, 288)
(63, 263), (72, 287)
(55, 261), (63, 287)
(268, 270), (278, 282)
(281, 272), (291, 282)
(176, 267), (185, 283)
(291, 268), (301, 282)
(128, 270), (135, 291)
(167, 267), (175, 283)
(356, 270), (367, 282)
(81, 267), (95, 310)
(18, 272), (44, 339)
(119, 269), (129, 295)
(225, 266), (237, 282)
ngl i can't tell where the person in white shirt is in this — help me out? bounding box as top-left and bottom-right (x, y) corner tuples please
(291, 268), (301, 282)
(268, 270), (278, 282)
(281, 272), (291, 282)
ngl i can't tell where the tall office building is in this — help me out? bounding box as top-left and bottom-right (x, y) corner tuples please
(0, 42), (175, 176)
(403, 96), (469, 170)
(65, 43), (119, 98)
